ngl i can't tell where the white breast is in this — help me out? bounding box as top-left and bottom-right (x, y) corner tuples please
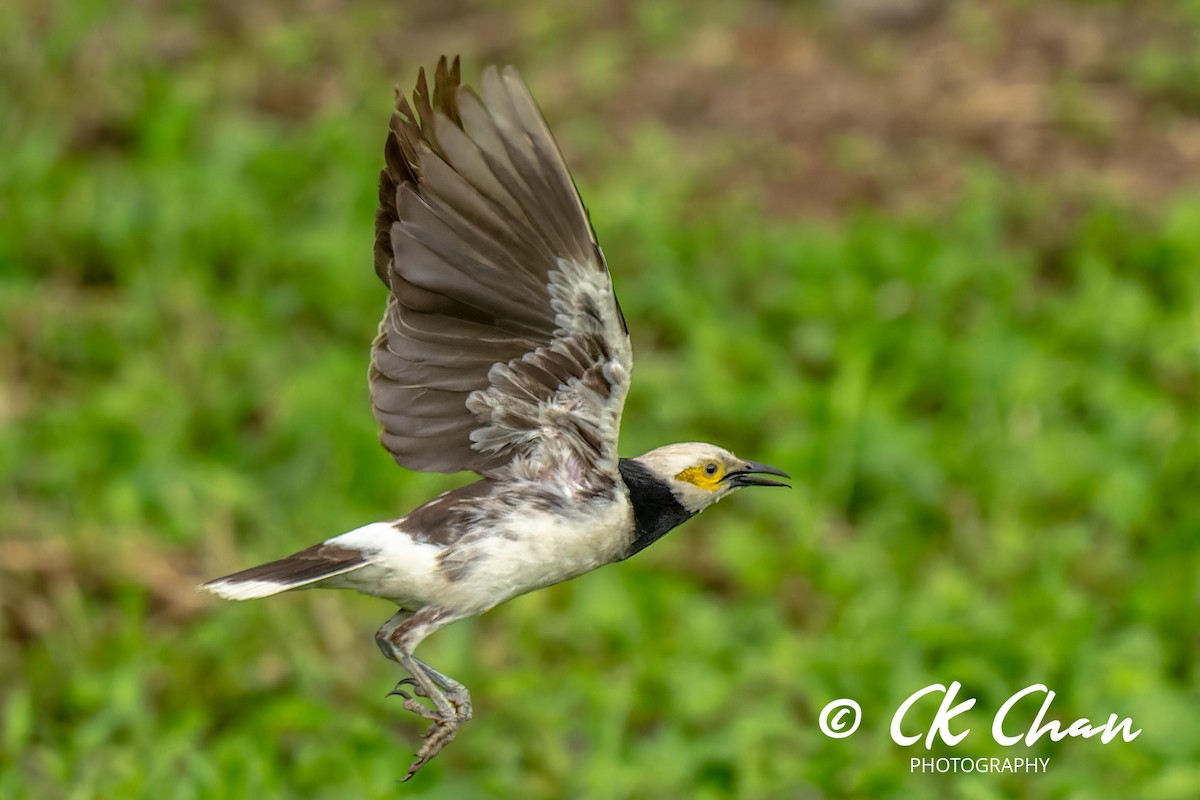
(432, 494), (633, 616)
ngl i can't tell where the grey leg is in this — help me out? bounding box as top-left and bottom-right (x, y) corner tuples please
(414, 656), (465, 695)
(374, 608), (472, 781)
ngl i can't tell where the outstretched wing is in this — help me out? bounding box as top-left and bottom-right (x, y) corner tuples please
(370, 57), (632, 486)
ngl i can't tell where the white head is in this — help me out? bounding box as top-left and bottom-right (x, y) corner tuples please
(631, 442), (790, 514)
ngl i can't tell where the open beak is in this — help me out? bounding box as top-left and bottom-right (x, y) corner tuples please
(724, 460), (791, 488)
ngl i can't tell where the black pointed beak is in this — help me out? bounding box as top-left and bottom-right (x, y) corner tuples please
(724, 460), (791, 488)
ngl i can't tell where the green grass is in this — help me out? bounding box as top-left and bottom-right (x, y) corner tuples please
(3, 1), (1200, 798)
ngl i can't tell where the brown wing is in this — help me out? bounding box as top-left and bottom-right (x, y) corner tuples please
(370, 57), (632, 482)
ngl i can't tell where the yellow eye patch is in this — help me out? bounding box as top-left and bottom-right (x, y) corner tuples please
(676, 461), (725, 491)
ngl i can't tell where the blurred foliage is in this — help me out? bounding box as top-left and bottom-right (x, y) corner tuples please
(2, 0), (1199, 798)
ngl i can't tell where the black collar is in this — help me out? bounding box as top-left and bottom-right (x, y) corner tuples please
(618, 459), (695, 557)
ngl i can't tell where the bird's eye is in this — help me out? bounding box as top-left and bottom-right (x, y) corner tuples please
(704, 462), (718, 476)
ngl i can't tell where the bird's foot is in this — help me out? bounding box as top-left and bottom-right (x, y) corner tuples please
(386, 679), (439, 721)
(402, 718), (459, 781)
(401, 691), (472, 782)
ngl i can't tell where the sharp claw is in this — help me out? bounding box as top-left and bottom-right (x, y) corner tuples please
(400, 702), (472, 780)
(386, 677), (430, 702)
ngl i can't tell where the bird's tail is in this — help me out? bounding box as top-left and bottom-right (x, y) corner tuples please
(200, 541), (371, 601)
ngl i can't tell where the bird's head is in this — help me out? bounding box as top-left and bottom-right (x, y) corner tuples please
(631, 442), (790, 514)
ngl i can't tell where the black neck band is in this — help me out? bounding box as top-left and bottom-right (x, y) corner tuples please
(618, 458), (695, 557)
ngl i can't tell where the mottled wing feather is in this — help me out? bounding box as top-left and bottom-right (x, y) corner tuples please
(370, 57), (632, 483)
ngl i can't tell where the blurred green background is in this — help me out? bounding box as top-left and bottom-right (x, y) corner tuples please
(2, 0), (1198, 797)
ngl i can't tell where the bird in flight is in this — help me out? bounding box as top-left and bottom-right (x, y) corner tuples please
(201, 56), (789, 781)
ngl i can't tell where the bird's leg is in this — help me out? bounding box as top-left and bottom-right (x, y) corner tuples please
(376, 616), (451, 722)
(375, 612), (440, 718)
(413, 655), (472, 720)
(374, 608), (471, 780)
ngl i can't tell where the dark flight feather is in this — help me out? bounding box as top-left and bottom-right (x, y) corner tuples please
(369, 56), (632, 482)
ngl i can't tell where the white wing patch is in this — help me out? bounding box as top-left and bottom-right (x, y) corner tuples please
(548, 257), (631, 362)
(465, 258), (631, 487)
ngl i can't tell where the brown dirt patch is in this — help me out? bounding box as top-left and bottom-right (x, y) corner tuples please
(583, 1), (1200, 217)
